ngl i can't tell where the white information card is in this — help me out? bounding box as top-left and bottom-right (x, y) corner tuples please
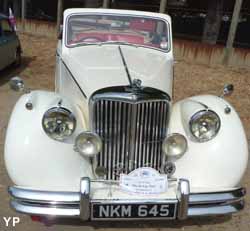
(120, 167), (168, 195)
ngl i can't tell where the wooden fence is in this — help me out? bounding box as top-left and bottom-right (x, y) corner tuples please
(17, 19), (57, 38)
(174, 39), (250, 68)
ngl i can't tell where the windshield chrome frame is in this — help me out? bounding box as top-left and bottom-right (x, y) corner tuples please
(65, 13), (171, 53)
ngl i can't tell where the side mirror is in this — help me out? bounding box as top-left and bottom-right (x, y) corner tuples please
(223, 84), (234, 97)
(9, 76), (25, 92)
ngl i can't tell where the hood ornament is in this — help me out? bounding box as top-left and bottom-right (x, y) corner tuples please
(132, 79), (143, 90)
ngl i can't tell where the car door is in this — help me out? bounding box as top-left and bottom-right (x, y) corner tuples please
(1, 19), (18, 65)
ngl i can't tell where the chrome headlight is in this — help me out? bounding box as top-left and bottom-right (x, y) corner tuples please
(42, 107), (76, 141)
(162, 133), (188, 158)
(190, 110), (220, 142)
(74, 132), (102, 157)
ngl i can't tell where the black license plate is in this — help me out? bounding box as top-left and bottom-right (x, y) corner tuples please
(91, 202), (177, 220)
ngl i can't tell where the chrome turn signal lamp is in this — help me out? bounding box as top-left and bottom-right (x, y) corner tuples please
(162, 133), (188, 159)
(74, 132), (102, 157)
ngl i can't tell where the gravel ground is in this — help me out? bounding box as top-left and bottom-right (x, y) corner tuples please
(0, 33), (249, 231)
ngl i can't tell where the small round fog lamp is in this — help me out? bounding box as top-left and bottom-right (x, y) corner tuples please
(162, 134), (187, 158)
(74, 132), (102, 157)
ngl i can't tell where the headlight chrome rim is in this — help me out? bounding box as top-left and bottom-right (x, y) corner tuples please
(189, 109), (221, 142)
(42, 107), (76, 141)
(74, 132), (102, 157)
(162, 133), (188, 159)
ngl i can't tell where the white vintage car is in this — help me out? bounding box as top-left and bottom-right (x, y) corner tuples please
(5, 9), (248, 223)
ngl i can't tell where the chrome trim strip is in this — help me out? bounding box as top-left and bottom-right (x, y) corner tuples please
(10, 200), (80, 217)
(8, 182), (246, 220)
(8, 187), (80, 204)
(90, 86), (171, 103)
(189, 187), (246, 205)
(10, 185), (245, 206)
(188, 200), (245, 217)
(10, 199), (244, 219)
(61, 59), (87, 98)
(91, 199), (178, 204)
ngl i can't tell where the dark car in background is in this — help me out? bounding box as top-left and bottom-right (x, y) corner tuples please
(0, 13), (21, 71)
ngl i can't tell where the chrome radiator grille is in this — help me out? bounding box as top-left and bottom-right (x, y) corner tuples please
(91, 92), (169, 180)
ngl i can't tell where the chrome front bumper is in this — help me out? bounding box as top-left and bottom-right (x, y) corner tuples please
(9, 178), (245, 221)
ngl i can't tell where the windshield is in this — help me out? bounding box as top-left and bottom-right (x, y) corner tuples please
(67, 14), (170, 51)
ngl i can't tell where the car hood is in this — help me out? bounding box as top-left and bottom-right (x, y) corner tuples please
(63, 45), (173, 98)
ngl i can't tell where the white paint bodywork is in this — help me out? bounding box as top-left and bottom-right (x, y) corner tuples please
(4, 9), (248, 195)
(63, 45), (173, 98)
(169, 95), (248, 189)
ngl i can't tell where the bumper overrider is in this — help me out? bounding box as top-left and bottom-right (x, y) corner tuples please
(8, 178), (245, 221)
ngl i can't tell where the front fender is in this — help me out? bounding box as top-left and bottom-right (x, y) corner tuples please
(169, 95), (248, 191)
(4, 91), (93, 192)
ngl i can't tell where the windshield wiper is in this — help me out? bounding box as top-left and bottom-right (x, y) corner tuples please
(118, 46), (133, 86)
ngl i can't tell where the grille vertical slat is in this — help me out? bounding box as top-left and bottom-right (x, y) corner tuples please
(125, 104), (131, 173)
(142, 102), (148, 167)
(151, 102), (157, 167)
(129, 104), (137, 172)
(115, 102), (119, 179)
(97, 101), (102, 166)
(146, 102), (153, 164)
(134, 104), (140, 169)
(157, 102), (163, 168)
(154, 102), (161, 168)
(109, 101), (113, 180)
(160, 103), (168, 166)
(138, 103), (144, 168)
(121, 103), (126, 176)
(117, 102), (121, 178)
(104, 101), (109, 179)
(100, 101), (103, 167)
(152, 102), (157, 168)
(93, 99), (168, 180)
